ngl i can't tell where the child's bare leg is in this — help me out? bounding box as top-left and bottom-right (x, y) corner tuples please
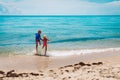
(36, 44), (38, 54)
(39, 41), (41, 45)
(42, 45), (44, 49)
(45, 46), (47, 56)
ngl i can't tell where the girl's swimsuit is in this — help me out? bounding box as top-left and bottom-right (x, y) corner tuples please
(43, 38), (48, 46)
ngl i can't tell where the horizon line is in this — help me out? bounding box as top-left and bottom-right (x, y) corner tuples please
(0, 14), (120, 17)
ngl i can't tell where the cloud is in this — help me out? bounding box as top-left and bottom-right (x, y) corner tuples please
(101, 1), (120, 14)
(12, 0), (99, 15)
(0, 4), (8, 14)
(82, 0), (120, 3)
(0, 0), (120, 15)
(0, 2), (21, 15)
(0, 0), (23, 2)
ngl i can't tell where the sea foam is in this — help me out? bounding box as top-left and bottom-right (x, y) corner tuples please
(48, 47), (120, 57)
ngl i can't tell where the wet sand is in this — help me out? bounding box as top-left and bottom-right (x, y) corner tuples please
(0, 50), (120, 80)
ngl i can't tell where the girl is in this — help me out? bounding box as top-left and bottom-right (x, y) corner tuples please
(42, 35), (49, 56)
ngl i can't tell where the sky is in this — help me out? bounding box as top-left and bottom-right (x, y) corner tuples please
(0, 0), (120, 15)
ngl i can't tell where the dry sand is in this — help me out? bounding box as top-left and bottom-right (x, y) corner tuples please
(0, 50), (120, 80)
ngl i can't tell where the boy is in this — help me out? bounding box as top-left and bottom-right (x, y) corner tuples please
(35, 30), (42, 55)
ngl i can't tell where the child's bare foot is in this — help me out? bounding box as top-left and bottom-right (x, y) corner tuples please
(45, 55), (49, 57)
(34, 53), (39, 56)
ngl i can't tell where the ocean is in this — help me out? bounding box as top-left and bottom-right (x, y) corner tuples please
(0, 15), (120, 56)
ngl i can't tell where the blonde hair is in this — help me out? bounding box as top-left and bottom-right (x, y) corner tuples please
(43, 35), (47, 38)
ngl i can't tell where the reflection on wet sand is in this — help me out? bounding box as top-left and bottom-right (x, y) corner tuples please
(33, 55), (49, 70)
(0, 55), (50, 71)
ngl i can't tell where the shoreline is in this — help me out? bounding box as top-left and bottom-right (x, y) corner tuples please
(0, 50), (119, 70)
(0, 50), (120, 80)
(49, 50), (120, 68)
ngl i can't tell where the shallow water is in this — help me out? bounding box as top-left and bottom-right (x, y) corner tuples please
(0, 15), (120, 56)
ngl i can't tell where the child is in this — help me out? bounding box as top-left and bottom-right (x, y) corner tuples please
(35, 30), (42, 55)
(42, 35), (49, 56)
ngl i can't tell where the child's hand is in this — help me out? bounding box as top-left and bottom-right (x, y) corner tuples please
(47, 38), (49, 41)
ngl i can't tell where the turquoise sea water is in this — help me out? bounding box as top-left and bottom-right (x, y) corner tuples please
(0, 15), (120, 56)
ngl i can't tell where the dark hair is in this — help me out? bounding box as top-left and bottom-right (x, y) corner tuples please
(38, 30), (41, 33)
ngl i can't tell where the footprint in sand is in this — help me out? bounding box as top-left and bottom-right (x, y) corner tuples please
(0, 71), (5, 75)
(99, 69), (115, 78)
(40, 74), (44, 76)
(49, 70), (54, 73)
(114, 73), (120, 79)
(0, 70), (5, 78)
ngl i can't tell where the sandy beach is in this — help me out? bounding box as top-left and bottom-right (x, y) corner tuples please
(0, 15), (120, 80)
(0, 50), (120, 80)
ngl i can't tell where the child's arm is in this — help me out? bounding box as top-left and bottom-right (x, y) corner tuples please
(39, 35), (43, 41)
(40, 38), (43, 41)
(47, 38), (50, 41)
